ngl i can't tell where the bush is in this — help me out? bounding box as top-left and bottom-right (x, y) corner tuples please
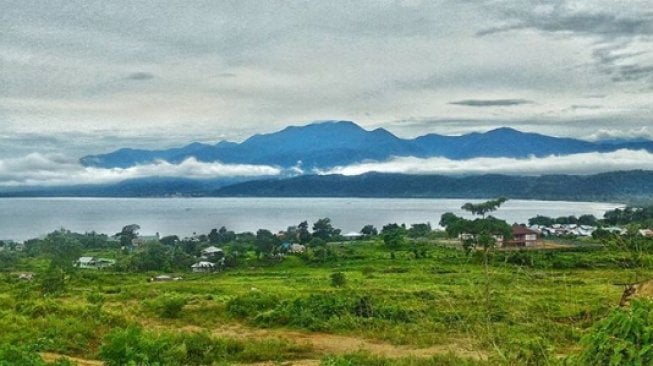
(142, 294), (189, 318)
(574, 299), (653, 365)
(330, 272), (347, 287)
(0, 344), (45, 366)
(226, 291), (279, 318)
(99, 326), (310, 365)
(99, 326), (182, 366)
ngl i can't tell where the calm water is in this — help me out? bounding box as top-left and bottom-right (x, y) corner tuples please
(0, 197), (624, 241)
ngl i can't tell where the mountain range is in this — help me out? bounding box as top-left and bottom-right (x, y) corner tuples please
(80, 121), (653, 170)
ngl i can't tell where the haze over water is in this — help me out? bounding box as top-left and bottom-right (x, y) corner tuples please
(0, 198), (623, 241)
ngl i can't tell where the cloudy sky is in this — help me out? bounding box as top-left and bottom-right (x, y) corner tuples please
(1, 0), (653, 184)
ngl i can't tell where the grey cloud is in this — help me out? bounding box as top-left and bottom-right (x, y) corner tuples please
(126, 72), (154, 81)
(449, 99), (533, 107)
(477, 2), (653, 85)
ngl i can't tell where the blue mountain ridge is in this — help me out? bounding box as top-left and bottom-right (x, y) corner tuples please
(79, 120), (653, 169)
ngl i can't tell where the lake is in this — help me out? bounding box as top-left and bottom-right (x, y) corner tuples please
(0, 197), (624, 241)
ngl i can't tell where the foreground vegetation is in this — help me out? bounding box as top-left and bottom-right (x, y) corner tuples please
(2, 202), (653, 365)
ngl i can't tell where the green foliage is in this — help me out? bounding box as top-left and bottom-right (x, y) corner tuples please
(575, 300), (653, 365)
(130, 242), (172, 271)
(99, 326), (311, 365)
(528, 215), (555, 227)
(41, 266), (66, 295)
(407, 223), (432, 238)
(254, 229), (278, 258)
(330, 272), (347, 287)
(461, 197), (507, 218)
(142, 294), (189, 318)
(0, 344), (45, 366)
(42, 232), (82, 273)
(382, 227), (405, 250)
(603, 205), (653, 226)
(226, 291), (280, 318)
(313, 217), (341, 241)
(99, 326), (181, 366)
(360, 225), (378, 236)
(320, 352), (483, 365)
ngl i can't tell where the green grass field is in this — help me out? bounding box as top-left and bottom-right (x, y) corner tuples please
(1, 240), (651, 365)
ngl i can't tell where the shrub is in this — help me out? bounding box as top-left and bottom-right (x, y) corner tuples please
(142, 294), (189, 318)
(574, 299), (653, 365)
(226, 291), (279, 318)
(330, 272), (347, 287)
(0, 343), (45, 366)
(99, 326), (182, 366)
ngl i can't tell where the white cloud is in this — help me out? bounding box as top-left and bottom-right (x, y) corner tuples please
(317, 149), (653, 176)
(586, 127), (653, 141)
(0, 153), (281, 186)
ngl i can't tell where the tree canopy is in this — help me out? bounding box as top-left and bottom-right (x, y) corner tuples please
(461, 197), (507, 218)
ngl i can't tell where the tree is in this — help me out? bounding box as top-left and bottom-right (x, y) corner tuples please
(117, 224), (140, 248)
(208, 226), (235, 244)
(42, 232), (82, 273)
(360, 225), (378, 236)
(381, 223), (406, 235)
(578, 214), (598, 226)
(159, 235), (179, 246)
(408, 223), (432, 238)
(312, 218), (341, 241)
(254, 229), (278, 258)
(297, 221), (311, 243)
(528, 215), (554, 227)
(461, 197), (507, 218)
(458, 198), (510, 320)
(383, 229), (405, 250)
(439, 212), (460, 228)
(132, 242), (171, 272)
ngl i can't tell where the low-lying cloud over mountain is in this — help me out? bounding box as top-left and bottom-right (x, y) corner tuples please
(2, 121), (653, 188)
(0, 153), (280, 187)
(317, 149), (653, 176)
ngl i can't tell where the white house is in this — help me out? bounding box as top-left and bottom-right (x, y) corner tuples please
(343, 232), (364, 240)
(191, 261), (215, 273)
(200, 246), (224, 258)
(75, 257), (115, 269)
(290, 243), (306, 253)
(131, 233), (160, 246)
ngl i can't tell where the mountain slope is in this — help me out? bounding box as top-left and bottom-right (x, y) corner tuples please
(80, 121), (653, 169)
(212, 170), (653, 202)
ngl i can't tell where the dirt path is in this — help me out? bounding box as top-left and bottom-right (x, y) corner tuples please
(40, 352), (104, 366)
(159, 322), (485, 364)
(42, 323), (485, 366)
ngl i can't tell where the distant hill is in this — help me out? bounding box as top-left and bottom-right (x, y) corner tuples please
(5, 170), (651, 202)
(212, 170), (653, 202)
(80, 121), (653, 169)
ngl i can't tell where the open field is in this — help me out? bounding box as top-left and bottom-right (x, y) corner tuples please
(2, 239), (652, 365)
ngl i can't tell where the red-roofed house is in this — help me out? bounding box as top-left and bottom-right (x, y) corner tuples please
(508, 225), (540, 247)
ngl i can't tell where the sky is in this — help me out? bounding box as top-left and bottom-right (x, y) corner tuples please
(1, 0), (653, 185)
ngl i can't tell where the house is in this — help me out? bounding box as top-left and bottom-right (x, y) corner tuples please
(458, 233), (504, 246)
(639, 229), (653, 238)
(75, 257), (115, 269)
(152, 275), (172, 282)
(290, 243), (305, 253)
(605, 226), (625, 235)
(191, 261), (215, 273)
(17, 272), (34, 281)
(200, 246), (223, 259)
(343, 232), (363, 240)
(507, 225), (540, 247)
(131, 233), (160, 246)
